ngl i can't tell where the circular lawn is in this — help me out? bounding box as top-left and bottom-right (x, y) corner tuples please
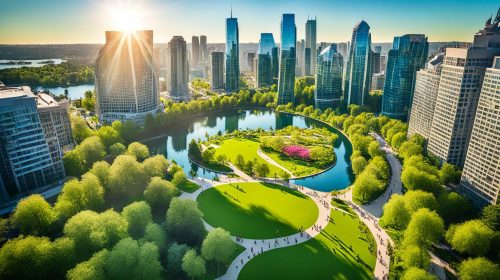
(197, 182), (318, 239)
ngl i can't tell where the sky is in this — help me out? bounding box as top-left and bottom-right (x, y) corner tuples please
(0, 0), (498, 44)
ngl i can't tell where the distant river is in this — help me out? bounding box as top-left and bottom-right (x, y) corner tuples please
(36, 84), (95, 100)
(0, 59), (66, 70)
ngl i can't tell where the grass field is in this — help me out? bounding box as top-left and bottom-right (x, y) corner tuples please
(262, 148), (324, 177)
(197, 182), (318, 239)
(213, 138), (283, 177)
(178, 180), (201, 193)
(238, 210), (376, 280)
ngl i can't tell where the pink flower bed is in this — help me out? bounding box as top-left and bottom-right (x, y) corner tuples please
(282, 145), (310, 161)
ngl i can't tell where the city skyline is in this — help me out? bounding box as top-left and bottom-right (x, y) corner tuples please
(0, 0), (497, 44)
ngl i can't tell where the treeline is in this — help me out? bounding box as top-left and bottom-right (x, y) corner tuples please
(0, 61), (94, 87)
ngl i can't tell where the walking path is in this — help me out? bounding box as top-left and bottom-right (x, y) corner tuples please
(256, 149), (295, 178)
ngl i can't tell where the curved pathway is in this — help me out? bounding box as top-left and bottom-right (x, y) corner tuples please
(256, 149), (295, 178)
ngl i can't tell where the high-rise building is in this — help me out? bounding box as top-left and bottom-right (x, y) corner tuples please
(407, 54), (444, 140)
(210, 51), (224, 90)
(306, 18), (317, 76)
(304, 47), (311, 76)
(371, 72), (386, 91)
(247, 52), (256, 73)
(428, 12), (500, 167)
(380, 55), (387, 73)
(200, 35), (208, 63)
(375, 46), (382, 53)
(460, 56), (500, 205)
(257, 33), (276, 88)
(0, 85), (66, 202)
(36, 93), (74, 153)
(191, 36), (200, 66)
(344, 21), (372, 107)
(296, 39), (305, 76)
(370, 51), (381, 74)
(382, 34), (428, 120)
(95, 30), (159, 124)
(314, 44), (343, 110)
(167, 36), (189, 102)
(225, 13), (239, 93)
(277, 14), (297, 105)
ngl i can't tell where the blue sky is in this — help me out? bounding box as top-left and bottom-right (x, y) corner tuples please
(0, 0), (497, 44)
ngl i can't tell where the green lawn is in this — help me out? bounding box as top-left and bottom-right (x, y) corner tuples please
(213, 138), (283, 177)
(178, 180), (201, 193)
(262, 148), (324, 177)
(197, 182), (318, 239)
(238, 210), (376, 280)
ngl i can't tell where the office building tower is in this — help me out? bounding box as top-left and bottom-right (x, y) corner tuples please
(371, 72), (386, 91)
(306, 18), (317, 75)
(460, 56), (500, 205)
(408, 53), (444, 140)
(200, 35), (208, 63)
(371, 51), (381, 74)
(314, 44), (343, 109)
(36, 93), (74, 153)
(304, 47), (311, 76)
(382, 34), (428, 120)
(191, 36), (200, 66)
(380, 55), (387, 73)
(375, 46), (382, 53)
(210, 51), (224, 90)
(167, 36), (189, 102)
(225, 13), (240, 92)
(337, 42), (350, 74)
(272, 47), (279, 81)
(296, 39), (305, 76)
(0, 85), (65, 202)
(247, 52), (256, 73)
(428, 12), (500, 167)
(344, 21), (372, 107)
(407, 54), (444, 140)
(95, 30), (159, 124)
(257, 33), (276, 87)
(277, 14), (297, 105)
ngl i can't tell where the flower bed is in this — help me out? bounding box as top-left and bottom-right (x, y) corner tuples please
(282, 145), (310, 161)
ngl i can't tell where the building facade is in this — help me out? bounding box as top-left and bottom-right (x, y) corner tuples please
(371, 72), (386, 91)
(344, 21), (372, 107)
(225, 15), (240, 93)
(459, 56), (500, 205)
(407, 54), (444, 140)
(256, 33), (276, 88)
(200, 35), (208, 63)
(95, 30), (159, 124)
(191, 36), (200, 66)
(167, 36), (189, 102)
(314, 44), (343, 110)
(382, 34), (428, 120)
(277, 14), (297, 105)
(0, 85), (65, 203)
(305, 18), (317, 76)
(210, 51), (224, 90)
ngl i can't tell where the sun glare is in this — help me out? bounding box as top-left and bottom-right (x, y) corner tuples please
(111, 7), (141, 33)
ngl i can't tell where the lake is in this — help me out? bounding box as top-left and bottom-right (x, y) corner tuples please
(0, 59), (66, 70)
(36, 84), (95, 99)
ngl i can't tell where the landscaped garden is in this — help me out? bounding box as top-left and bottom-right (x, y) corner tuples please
(196, 182), (319, 239)
(238, 209), (377, 280)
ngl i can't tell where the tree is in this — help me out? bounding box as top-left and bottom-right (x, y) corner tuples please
(96, 126), (122, 150)
(63, 149), (85, 177)
(89, 161), (110, 186)
(459, 257), (500, 280)
(399, 141), (423, 159)
(391, 132), (407, 150)
(188, 139), (202, 160)
(368, 141), (383, 158)
(144, 177), (179, 215)
(403, 208), (444, 248)
(182, 249), (206, 280)
(82, 90), (96, 112)
(143, 155), (169, 178)
(438, 191), (475, 225)
(401, 165), (441, 195)
(244, 160), (255, 175)
(109, 142), (126, 157)
(166, 198), (205, 246)
(127, 142), (150, 161)
(401, 267), (437, 280)
(63, 210), (128, 257)
(67, 249), (108, 280)
(13, 194), (57, 236)
(71, 115), (93, 144)
(351, 156), (367, 175)
(403, 190), (438, 213)
(79, 136), (107, 170)
(352, 172), (385, 203)
(142, 223), (167, 252)
(122, 201), (153, 239)
(107, 155), (148, 198)
(201, 228), (235, 275)
(439, 163), (461, 184)
(482, 204), (500, 231)
(202, 148), (215, 163)
(380, 195), (411, 230)
(255, 163), (270, 177)
(216, 154), (227, 165)
(167, 243), (190, 279)
(172, 171), (188, 188)
(55, 173), (105, 221)
(445, 220), (494, 256)
(235, 154), (245, 169)
(400, 245), (430, 269)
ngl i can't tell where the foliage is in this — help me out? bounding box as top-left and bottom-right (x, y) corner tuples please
(380, 195), (411, 230)
(126, 142), (150, 161)
(437, 191), (475, 225)
(402, 208), (444, 248)
(439, 163), (461, 185)
(13, 194), (57, 236)
(445, 220), (494, 256)
(482, 205), (500, 231)
(255, 162), (270, 177)
(88, 161), (110, 186)
(96, 125), (122, 150)
(459, 257), (500, 280)
(122, 201), (153, 239)
(144, 177), (179, 215)
(71, 115), (93, 144)
(172, 171), (188, 188)
(201, 228), (236, 267)
(401, 267), (437, 280)
(166, 198), (206, 246)
(109, 142), (126, 157)
(182, 249), (206, 279)
(143, 155), (169, 178)
(167, 243), (190, 279)
(107, 155), (148, 198)
(142, 223), (167, 252)
(188, 139), (202, 160)
(400, 245), (430, 269)
(63, 136), (106, 177)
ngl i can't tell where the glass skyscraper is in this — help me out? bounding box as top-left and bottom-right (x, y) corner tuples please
(257, 33), (276, 87)
(315, 44), (343, 110)
(277, 14), (297, 105)
(210, 51), (224, 90)
(305, 18), (317, 76)
(382, 34), (428, 120)
(225, 14), (239, 93)
(167, 36), (189, 102)
(344, 21), (372, 107)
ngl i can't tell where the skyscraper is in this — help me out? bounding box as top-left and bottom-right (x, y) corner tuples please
(210, 51), (224, 90)
(247, 52), (256, 73)
(344, 21), (372, 107)
(200, 35), (208, 63)
(305, 18), (317, 75)
(225, 12), (239, 93)
(375, 46), (382, 53)
(370, 51), (381, 74)
(257, 33), (276, 87)
(277, 14), (297, 105)
(191, 36), (200, 66)
(381, 34), (428, 120)
(371, 72), (386, 91)
(460, 56), (500, 205)
(95, 30), (159, 124)
(407, 53), (444, 140)
(314, 44), (343, 109)
(167, 36), (189, 102)
(428, 12), (500, 167)
(0, 85), (65, 202)
(296, 39), (305, 76)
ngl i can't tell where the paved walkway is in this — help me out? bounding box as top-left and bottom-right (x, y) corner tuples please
(256, 149), (295, 178)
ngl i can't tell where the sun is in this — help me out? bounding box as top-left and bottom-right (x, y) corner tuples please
(110, 7), (141, 33)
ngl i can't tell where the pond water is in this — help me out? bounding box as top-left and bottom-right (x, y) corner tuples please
(144, 109), (354, 192)
(36, 84), (95, 100)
